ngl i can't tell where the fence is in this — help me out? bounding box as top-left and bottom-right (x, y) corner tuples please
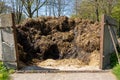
(100, 14), (118, 69)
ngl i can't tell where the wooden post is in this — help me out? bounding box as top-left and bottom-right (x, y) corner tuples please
(100, 15), (105, 69)
(11, 13), (19, 69)
(108, 25), (120, 64)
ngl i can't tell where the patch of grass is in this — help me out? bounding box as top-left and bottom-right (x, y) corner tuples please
(0, 62), (9, 80)
(0, 62), (15, 80)
(112, 64), (120, 80)
(110, 50), (120, 80)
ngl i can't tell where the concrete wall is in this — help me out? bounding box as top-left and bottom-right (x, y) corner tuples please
(0, 14), (18, 69)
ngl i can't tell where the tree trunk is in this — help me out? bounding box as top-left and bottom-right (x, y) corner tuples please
(51, 0), (56, 17)
(58, 0), (61, 17)
(95, 0), (99, 21)
(36, 0), (39, 17)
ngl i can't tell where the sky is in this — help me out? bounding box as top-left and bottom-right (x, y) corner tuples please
(4, 0), (75, 17)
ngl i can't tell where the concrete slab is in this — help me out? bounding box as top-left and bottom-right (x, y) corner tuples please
(11, 72), (116, 80)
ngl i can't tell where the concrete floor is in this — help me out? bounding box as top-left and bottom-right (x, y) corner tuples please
(11, 72), (116, 80)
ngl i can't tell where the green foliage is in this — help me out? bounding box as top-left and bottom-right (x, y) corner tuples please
(113, 64), (120, 80)
(70, 14), (81, 19)
(111, 47), (120, 80)
(74, 0), (96, 20)
(111, 0), (120, 22)
(0, 62), (15, 80)
(72, 0), (120, 22)
(111, 0), (120, 36)
(110, 52), (119, 67)
(0, 62), (10, 80)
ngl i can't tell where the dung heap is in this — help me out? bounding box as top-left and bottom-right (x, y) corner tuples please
(16, 16), (101, 67)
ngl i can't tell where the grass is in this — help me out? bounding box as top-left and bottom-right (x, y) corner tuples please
(110, 51), (120, 80)
(112, 64), (120, 80)
(0, 62), (15, 80)
(0, 62), (9, 80)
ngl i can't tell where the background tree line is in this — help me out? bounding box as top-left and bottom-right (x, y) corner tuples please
(73, 0), (120, 21)
(0, 0), (120, 25)
(73, 0), (120, 36)
(0, 0), (73, 24)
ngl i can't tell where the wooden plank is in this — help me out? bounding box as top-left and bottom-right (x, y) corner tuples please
(108, 25), (120, 64)
(11, 13), (19, 69)
(100, 15), (105, 69)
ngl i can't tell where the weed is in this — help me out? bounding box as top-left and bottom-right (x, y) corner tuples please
(0, 62), (11, 80)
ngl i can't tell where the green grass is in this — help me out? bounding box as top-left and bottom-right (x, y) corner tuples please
(0, 62), (11, 80)
(112, 64), (120, 80)
(0, 62), (9, 80)
(110, 51), (120, 80)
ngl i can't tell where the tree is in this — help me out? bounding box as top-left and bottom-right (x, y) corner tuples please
(44, 0), (71, 17)
(0, 0), (11, 14)
(111, 0), (120, 37)
(95, 0), (99, 21)
(9, 0), (24, 24)
(72, 0), (97, 20)
(45, 0), (53, 16)
(74, 0), (81, 16)
(98, 0), (117, 15)
(15, 0), (23, 24)
(55, 0), (70, 17)
(111, 1), (120, 21)
(72, 0), (117, 21)
(73, 0), (96, 20)
(21, 0), (47, 18)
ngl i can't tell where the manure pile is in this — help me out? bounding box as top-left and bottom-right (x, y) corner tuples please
(16, 16), (101, 68)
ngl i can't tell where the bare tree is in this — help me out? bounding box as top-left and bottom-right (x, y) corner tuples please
(0, 1), (6, 14)
(74, 0), (80, 16)
(9, 0), (24, 23)
(0, 0), (11, 14)
(21, 0), (47, 18)
(54, 0), (70, 17)
(45, 0), (55, 16)
(15, 0), (23, 24)
(44, 0), (71, 17)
